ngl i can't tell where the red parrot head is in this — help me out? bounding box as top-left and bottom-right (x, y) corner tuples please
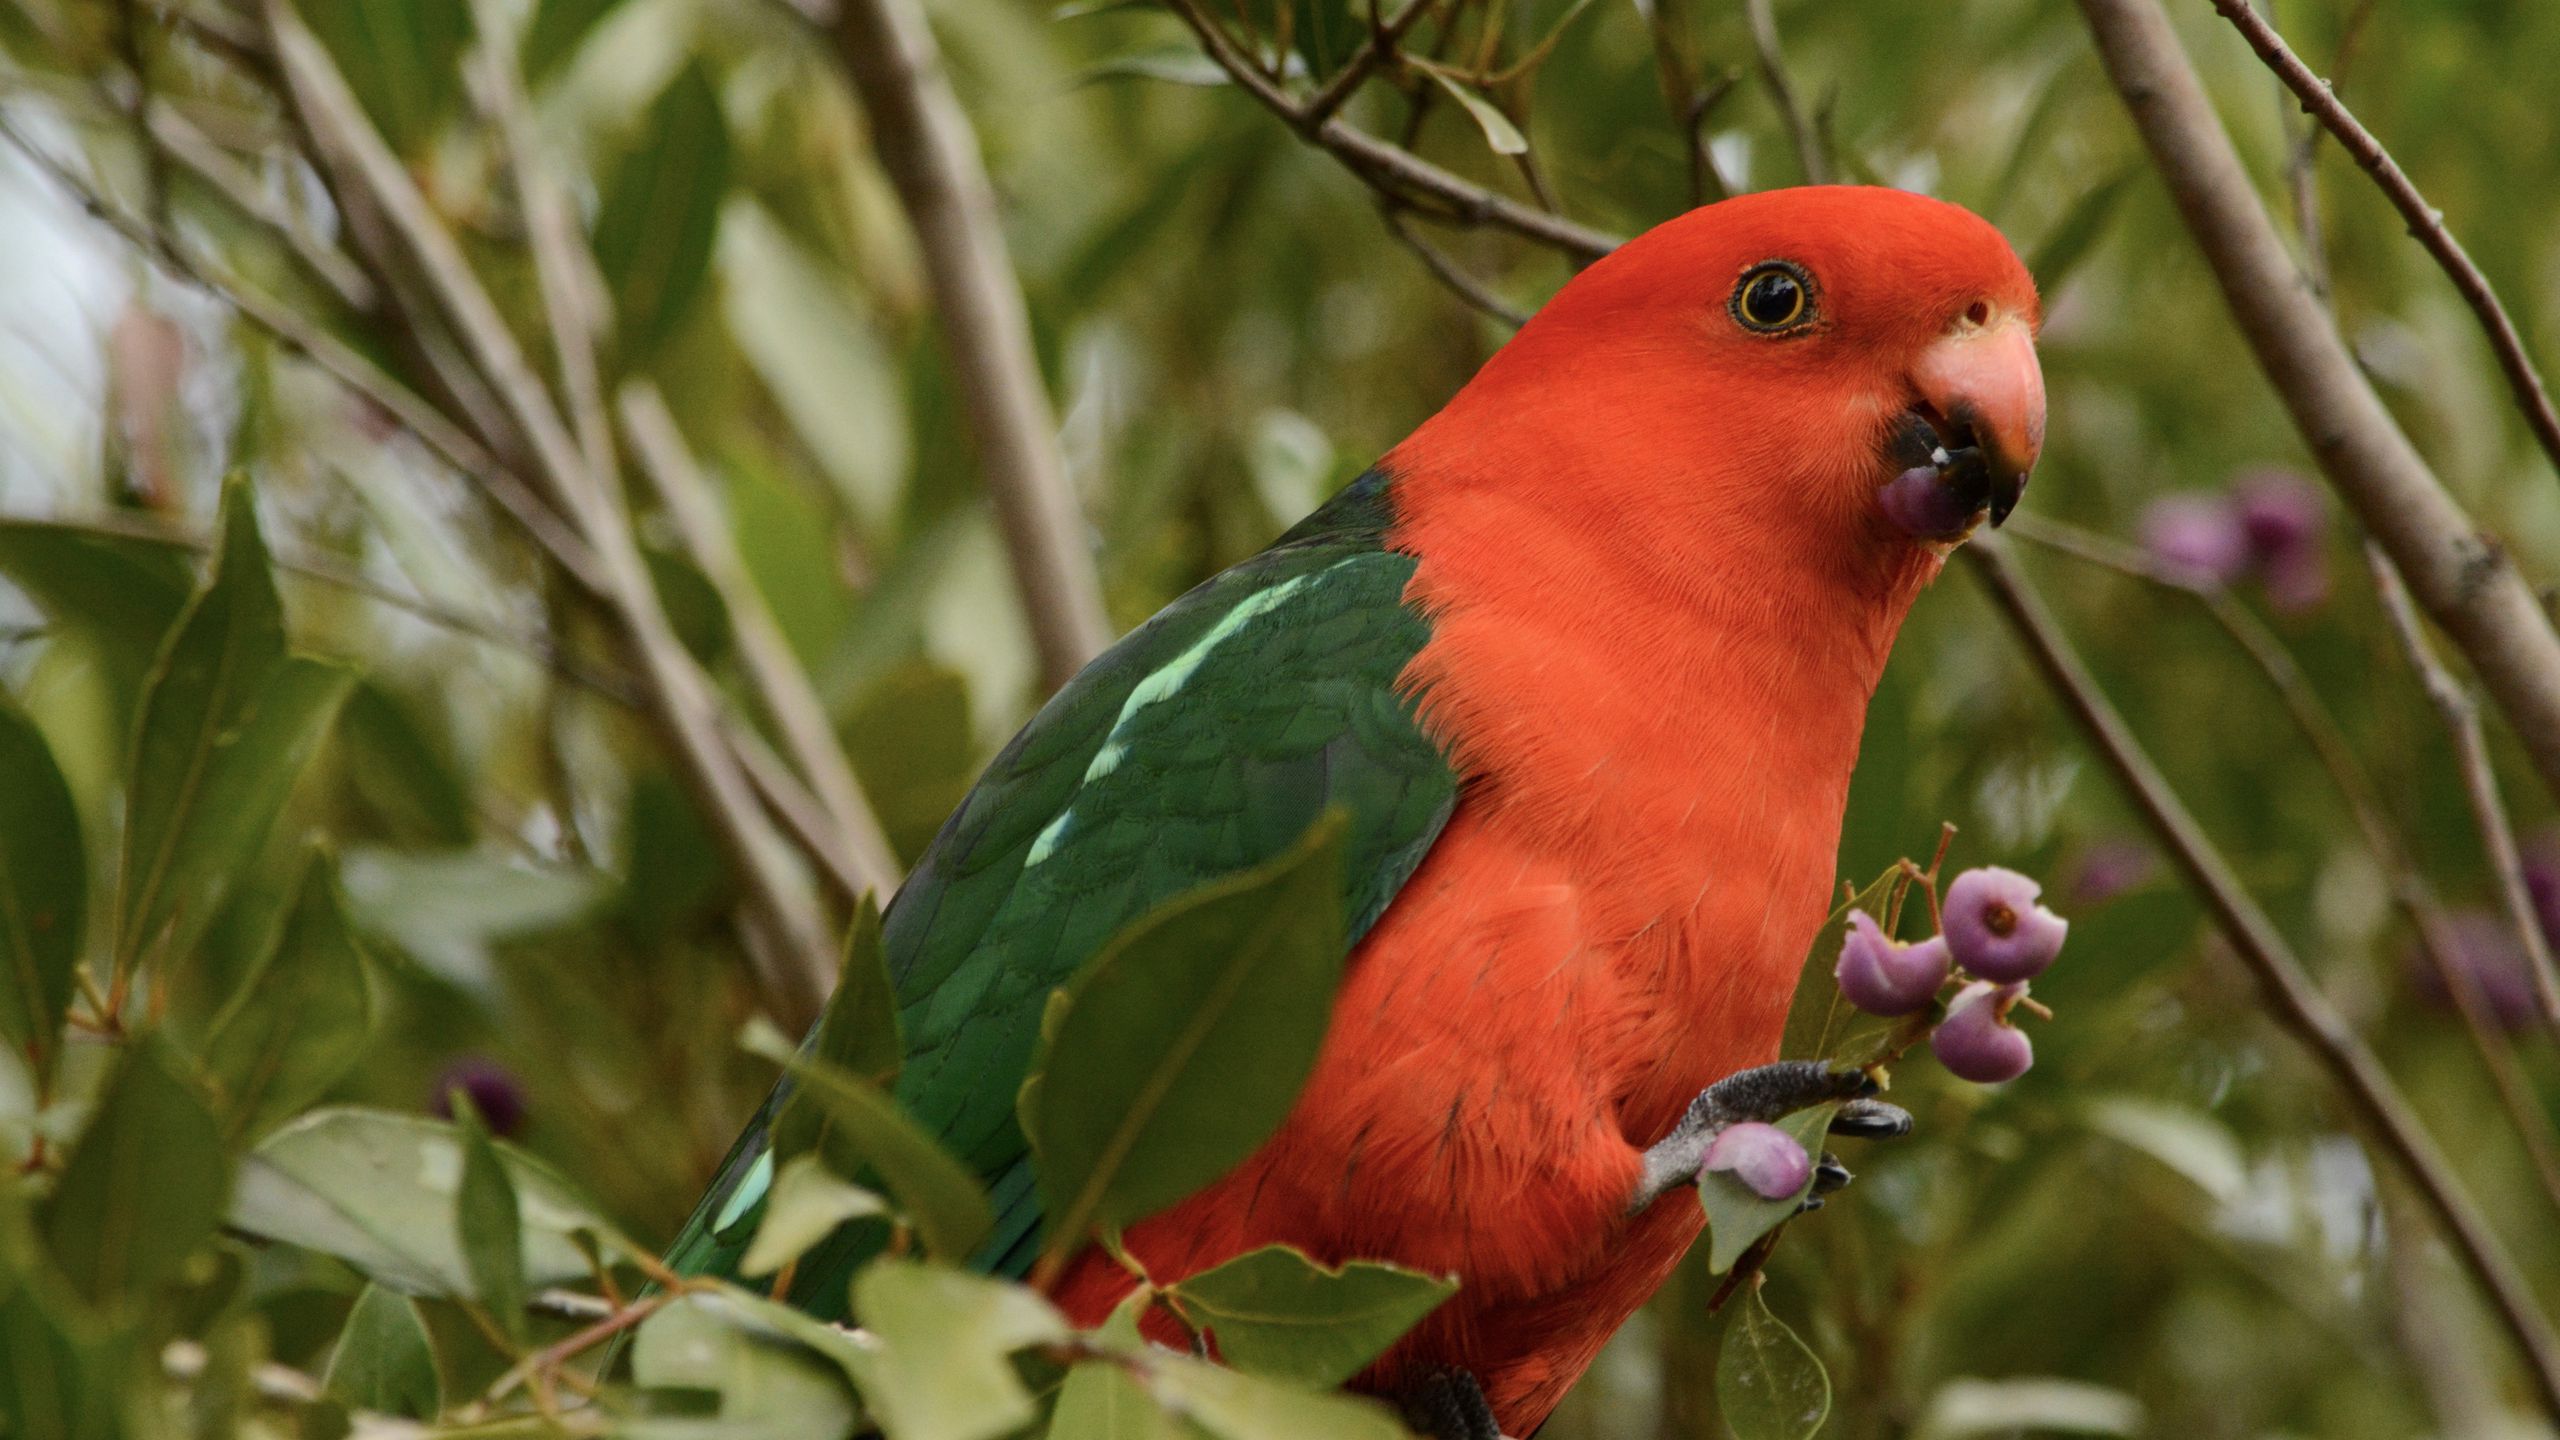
(1398, 185), (2044, 583)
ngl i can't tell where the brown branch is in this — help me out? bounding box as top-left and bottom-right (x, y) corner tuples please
(1380, 206), (1527, 328)
(1964, 537), (2560, 1419)
(2206, 0), (2560, 479)
(262, 0), (837, 1029)
(621, 382), (904, 900)
(1301, 0), (1435, 127)
(1743, 0), (1826, 185)
(2077, 0), (2560, 811)
(2366, 544), (2560, 1039)
(1159, 0), (1618, 264)
(142, 101), (376, 310)
(820, 0), (1113, 692)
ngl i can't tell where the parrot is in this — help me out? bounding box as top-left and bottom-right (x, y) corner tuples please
(665, 183), (2046, 1437)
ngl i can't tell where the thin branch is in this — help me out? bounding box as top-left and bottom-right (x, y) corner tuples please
(1743, 0), (1826, 184)
(2010, 514), (2560, 1213)
(142, 100), (376, 310)
(621, 381), (904, 899)
(1964, 537), (2560, 1420)
(2367, 543), (2560, 1039)
(1160, 0), (1618, 263)
(1301, 0), (1434, 127)
(817, 0), (1114, 691)
(2078, 0), (2560, 810)
(1380, 206), (1527, 327)
(263, 0), (837, 1028)
(2206, 0), (2560, 479)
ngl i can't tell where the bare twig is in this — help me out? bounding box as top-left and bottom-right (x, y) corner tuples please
(2078, 0), (2560, 810)
(621, 382), (904, 899)
(1302, 0), (1434, 127)
(143, 101), (376, 310)
(1744, 0), (1826, 185)
(2367, 544), (2560, 1038)
(2011, 514), (2560, 1213)
(2207, 0), (2560, 479)
(1160, 0), (1618, 263)
(1965, 536), (2560, 1419)
(818, 0), (1113, 692)
(263, 0), (837, 1028)
(1380, 206), (1528, 327)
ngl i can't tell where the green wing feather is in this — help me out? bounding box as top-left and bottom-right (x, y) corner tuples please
(665, 473), (1460, 1316)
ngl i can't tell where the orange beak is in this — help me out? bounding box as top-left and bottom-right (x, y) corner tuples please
(1911, 313), (2046, 526)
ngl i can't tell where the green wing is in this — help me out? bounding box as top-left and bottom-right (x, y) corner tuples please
(665, 472), (1460, 1316)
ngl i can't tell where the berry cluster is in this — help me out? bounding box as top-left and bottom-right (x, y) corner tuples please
(1836, 865), (2070, 1083)
(2140, 469), (2329, 612)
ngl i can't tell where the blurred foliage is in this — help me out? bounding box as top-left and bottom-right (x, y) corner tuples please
(0, 0), (2556, 1433)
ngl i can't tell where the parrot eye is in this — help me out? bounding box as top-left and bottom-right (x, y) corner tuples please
(1731, 261), (1815, 334)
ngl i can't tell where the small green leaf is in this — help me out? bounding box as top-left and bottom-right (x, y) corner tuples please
(2030, 168), (2138, 298)
(1024, 813), (1347, 1254)
(201, 851), (378, 1143)
(453, 1104), (527, 1344)
(228, 1108), (624, 1296)
(523, 0), (629, 79)
(117, 481), (354, 988)
(291, 0), (473, 156)
(594, 62), (732, 360)
(1425, 72), (1527, 155)
(806, 895), (900, 1087)
(41, 1035), (232, 1307)
(1698, 1104), (1836, 1274)
(631, 1290), (861, 1440)
(740, 1156), (888, 1280)
(0, 519), (191, 719)
(1143, 1354), (1410, 1440)
(1168, 1246), (1453, 1387)
(324, 1284), (441, 1418)
(1050, 1359), (1192, 1440)
(338, 683), (471, 846)
(0, 701), (82, 1079)
(843, 1258), (1067, 1440)
(747, 1029), (992, 1264)
(1717, 1285), (1830, 1440)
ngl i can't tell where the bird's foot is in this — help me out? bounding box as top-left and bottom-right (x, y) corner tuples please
(1399, 1368), (1509, 1440)
(1628, 1059), (1912, 1214)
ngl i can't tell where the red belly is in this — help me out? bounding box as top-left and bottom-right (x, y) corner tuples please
(1051, 805), (1807, 1433)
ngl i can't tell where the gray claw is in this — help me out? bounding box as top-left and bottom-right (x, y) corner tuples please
(1628, 1061), (1880, 1214)
(1829, 1097), (1913, 1140)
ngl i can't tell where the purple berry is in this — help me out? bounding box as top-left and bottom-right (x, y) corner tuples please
(429, 1056), (528, 1138)
(1834, 910), (1952, 1015)
(2140, 494), (2250, 585)
(1931, 982), (2034, 1083)
(1878, 465), (1983, 541)
(2260, 546), (2331, 614)
(2408, 910), (2542, 1032)
(2232, 468), (2325, 565)
(1701, 1122), (1813, 1200)
(1942, 866), (2069, 983)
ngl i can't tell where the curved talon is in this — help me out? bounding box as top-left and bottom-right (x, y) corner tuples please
(1829, 1097), (1913, 1140)
(1402, 1367), (1506, 1440)
(1629, 1060), (1888, 1214)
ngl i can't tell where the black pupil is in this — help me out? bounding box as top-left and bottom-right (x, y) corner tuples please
(1745, 272), (1801, 325)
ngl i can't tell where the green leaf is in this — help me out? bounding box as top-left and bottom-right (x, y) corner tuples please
(740, 1156), (888, 1280)
(0, 518), (192, 716)
(338, 845), (609, 987)
(0, 1284), (125, 1440)
(453, 1104), (528, 1344)
(807, 895), (900, 1087)
(844, 662), (978, 865)
(1143, 1354), (1410, 1440)
(1698, 1104), (1836, 1275)
(523, 0), (629, 79)
(324, 1283), (441, 1418)
(746, 1027), (992, 1264)
(116, 482), (355, 987)
(1425, 72), (1527, 156)
(1167, 1246), (1453, 1388)
(1050, 1359), (1194, 1440)
(1024, 812), (1347, 1252)
(2029, 168), (2138, 298)
(594, 62), (732, 360)
(1716, 1285), (1830, 1440)
(41, 1035), (231, 1307)
(630, 1290), (862, 1440)
(291, 0), (473, 155)
(201, 851), (378, 1144)
(0, 702), (82, 1079)
(1776, 866), (1915, 1069)
(842, 1258), (1067, 1440)
(338, 682), (471, 846)
(228, 1108), (623, 1296)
